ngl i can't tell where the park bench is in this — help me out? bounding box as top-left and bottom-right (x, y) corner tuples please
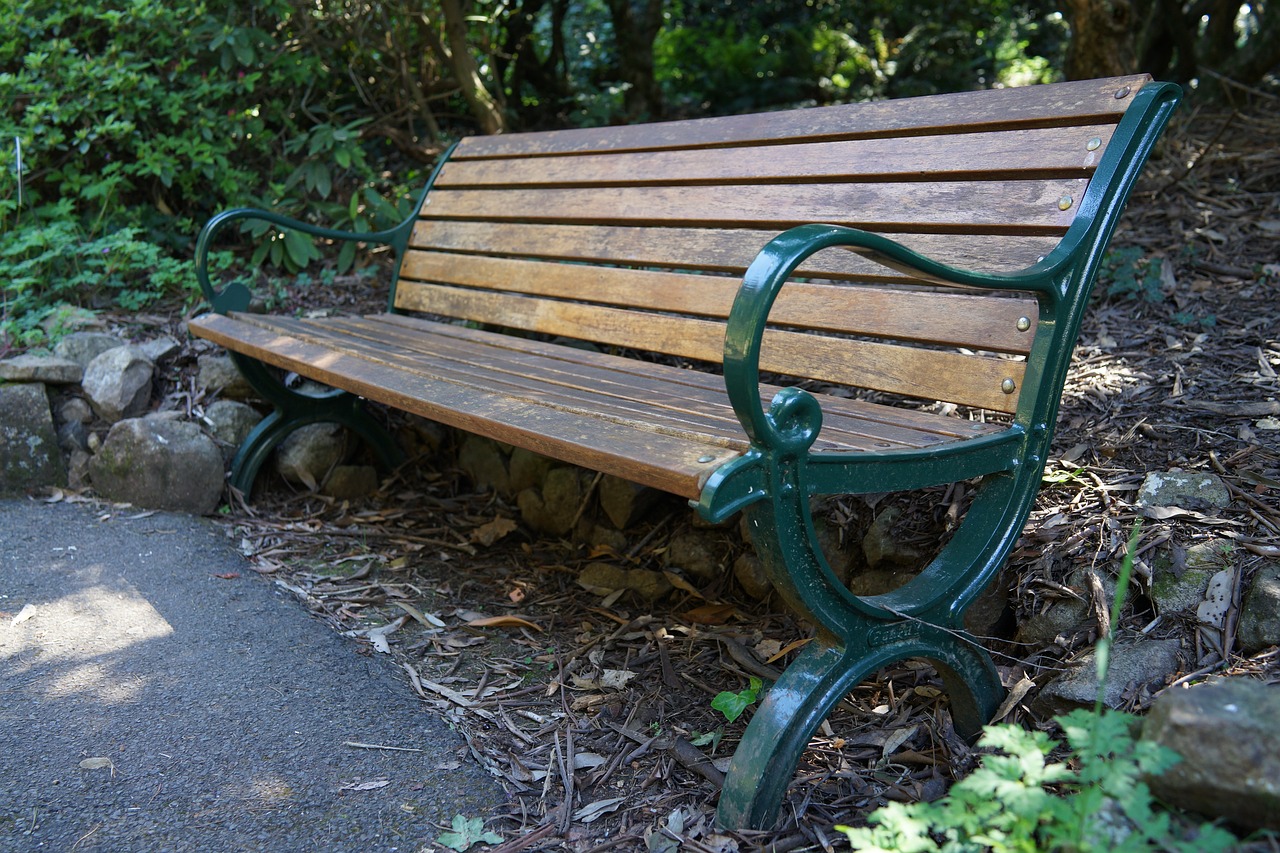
(191, 74), (1181, 829)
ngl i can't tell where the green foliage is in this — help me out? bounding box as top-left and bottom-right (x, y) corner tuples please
(840, 523), (1238, 852)
(1101, 247), (1166, 303)
(437, 814), (502, 852)
(711, 676), (763, 723)
(837, 708), (1238, 853)
(0, 205), (232, 347)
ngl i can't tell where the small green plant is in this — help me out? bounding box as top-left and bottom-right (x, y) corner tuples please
(1101, 247), (1165, 303)
(838, 523), (1240, 852)
(712, 676), (763, 724)
(437, 814), (501, 852)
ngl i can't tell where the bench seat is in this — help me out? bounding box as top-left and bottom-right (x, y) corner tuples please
(191, 310), (1010, 500)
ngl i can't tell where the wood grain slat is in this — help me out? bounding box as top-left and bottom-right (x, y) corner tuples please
(189, 311), (1004, 471)
(392, 283), (1025, 411)
(407, 221), (1061, 277)
(369, 313), (1004, 441)
(396, 252), (1038, 353)
(454, 75), (1149, 159)
(188, 313), (739, 497)
(436, 126), (1115, 188)
(294, 315), (979, 451)
(418, 180), (1083, 234)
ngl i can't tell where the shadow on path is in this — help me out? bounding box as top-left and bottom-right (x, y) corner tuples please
(0, 499), (502, 852)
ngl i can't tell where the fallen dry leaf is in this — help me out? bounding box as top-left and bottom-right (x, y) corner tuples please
(471, 517), (518, 546)
(466, 614), (543, 632)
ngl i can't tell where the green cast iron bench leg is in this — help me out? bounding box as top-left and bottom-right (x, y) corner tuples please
(225, 352), (404, 495)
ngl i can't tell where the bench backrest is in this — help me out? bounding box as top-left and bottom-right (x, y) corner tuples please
(394, 75), (1160, 415)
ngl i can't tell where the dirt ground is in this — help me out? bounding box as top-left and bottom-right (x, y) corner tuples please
(96, 91), (1280, 851)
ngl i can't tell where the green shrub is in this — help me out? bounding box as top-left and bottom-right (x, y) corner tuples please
(0, 202), (233, 347)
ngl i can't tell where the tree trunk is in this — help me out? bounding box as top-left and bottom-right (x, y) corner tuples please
(604, 0), (665, 122)
(438, 0), (507, 134)
(1063, 0), (1138, 80)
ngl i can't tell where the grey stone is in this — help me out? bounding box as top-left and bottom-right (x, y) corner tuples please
(196, 353), (256, 399)
(665, 530), (723, 582)
(813, 517), (856, 585)
(1136, 470), (1230, 511)
(578, 562), (672, 601)
(57, 397), (93, 426)
(1141, 678), (1280, 830)
(509, 448), (554, 494)
(54, 331), (126, 368)
(82, 346), (154, 423)
(583, 523), (627, 555)
(321, 465), (379, 499)
(275, 423), (347, 491)
(0, 383), (67, 494)
(1037, 638), (1183, 713)
(457, 435), (511, 495)
(1150, 540), (1233, 615)
(57, 418), (89, 453)
(135, 335), (181, 363)
(599, 475), (658, 529)
(1237, 564), (1280, 653)
(733, 552), (773, 599)
(66, 448), (92, 490)
(88, 418), (224, 514)
(1016, 567), (1115, 646)
(517, 467), (583, 536)
(862, 506), (928, 568)
(0, 354), (83, 384)
(202, 400), (264, 462)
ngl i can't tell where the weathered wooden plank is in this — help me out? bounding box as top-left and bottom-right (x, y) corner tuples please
(407, 220), (1061, 277)
(392, 283), (1026, 411)
(436, 126), (1115, 188)
(454, 75), (1150, 158)
(368, 313), (1005, 441)
(397, 252), (1038, 353)
(187, 313), (739, 497)
(296, 315), (982, 451)
(193, 311), (1005, 462)
(418, 180), (1084, 234)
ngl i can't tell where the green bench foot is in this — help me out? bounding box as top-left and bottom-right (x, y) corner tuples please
(226, 353), (405, 495)
(716, 625), (1002, 830)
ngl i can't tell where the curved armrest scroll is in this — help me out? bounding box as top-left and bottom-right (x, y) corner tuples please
(195, 207), (407, 314)
(722, 224), (1055, 450)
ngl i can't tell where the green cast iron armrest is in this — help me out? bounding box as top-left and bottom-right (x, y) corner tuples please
(721, 223), (1058, 454)
(194, 141), (458, 315)
(193, 207), (413, 315)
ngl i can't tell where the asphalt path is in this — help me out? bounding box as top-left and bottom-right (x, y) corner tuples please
(0, 499), (502, 852)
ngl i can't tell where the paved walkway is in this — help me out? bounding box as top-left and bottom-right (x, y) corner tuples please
(0, 499), (502, 852)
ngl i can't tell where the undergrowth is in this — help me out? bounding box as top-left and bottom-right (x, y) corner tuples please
(838, 523), (1241, 852)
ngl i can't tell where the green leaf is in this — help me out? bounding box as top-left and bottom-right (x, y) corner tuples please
(711, 676), (762, 723)
(437, 815), (501, 852)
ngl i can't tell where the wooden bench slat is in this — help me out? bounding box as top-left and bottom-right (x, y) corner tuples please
(189, 313), (737, 497)
(199, 311), (1002, 457)
(453, 75), (1149, 159)
(408, 221), (1061, 278)
(419, 180), (1083, 234)
(397, 252), (1038, 353)
(436, 125), (1115, 189)
(393, 283), (1025, 412)
(307, 315), (992, 450)
(370, 313), (1003, 442)
(189, 312), (1009, 495)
